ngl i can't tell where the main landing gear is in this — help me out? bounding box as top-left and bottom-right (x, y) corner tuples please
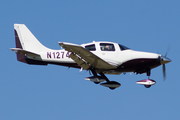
(85, 69), (157, 89)
(84, 69), (121, 90)
(136, 69), (156, 88)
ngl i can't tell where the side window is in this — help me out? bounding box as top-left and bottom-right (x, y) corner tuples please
(85, 44), (96, 51)
(100, 43), (115, 51)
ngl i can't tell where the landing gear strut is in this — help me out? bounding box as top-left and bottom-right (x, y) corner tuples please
(99, 72), (110, 82)
(146, 68), (151, 79)
(145, 68), (151, 88)
(91, 69), (100, 84)
(89, 69), (121, 90)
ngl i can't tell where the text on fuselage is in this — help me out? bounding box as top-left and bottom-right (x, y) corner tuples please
(47, 52), (70, 59)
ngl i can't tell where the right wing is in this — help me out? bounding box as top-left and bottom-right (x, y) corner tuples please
(58, 42), (117, 70)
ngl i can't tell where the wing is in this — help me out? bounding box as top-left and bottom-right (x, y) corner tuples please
(58, 42), (117, 70)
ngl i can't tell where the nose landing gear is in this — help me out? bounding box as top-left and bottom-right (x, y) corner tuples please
(136, 69), (156, 88)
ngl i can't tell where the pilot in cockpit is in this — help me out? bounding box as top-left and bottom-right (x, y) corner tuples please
(105, 45), (111, 51)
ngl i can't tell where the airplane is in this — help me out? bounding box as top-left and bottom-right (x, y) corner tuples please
(10, 24), (171, 90)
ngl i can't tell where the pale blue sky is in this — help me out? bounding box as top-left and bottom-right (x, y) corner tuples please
(1, 0), (179, 120)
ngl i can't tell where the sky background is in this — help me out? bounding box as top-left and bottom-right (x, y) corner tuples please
(0, 0), (179, 120)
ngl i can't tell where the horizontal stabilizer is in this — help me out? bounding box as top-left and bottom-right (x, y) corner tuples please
(10, 48), (40, 57)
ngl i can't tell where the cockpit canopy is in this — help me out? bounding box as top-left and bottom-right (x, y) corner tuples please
(84, 42), (130, 51)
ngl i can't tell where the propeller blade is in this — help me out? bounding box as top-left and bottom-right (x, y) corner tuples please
(165, 46), (171, 57)
(163, 64), (166, 80)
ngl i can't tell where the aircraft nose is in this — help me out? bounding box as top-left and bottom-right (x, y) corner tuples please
(160, 56), (171, 64)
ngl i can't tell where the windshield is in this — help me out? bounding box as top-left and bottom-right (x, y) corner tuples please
(118, 44), (130, 51)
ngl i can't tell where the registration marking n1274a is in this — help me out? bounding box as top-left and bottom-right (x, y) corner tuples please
(47, 52), (70, 59)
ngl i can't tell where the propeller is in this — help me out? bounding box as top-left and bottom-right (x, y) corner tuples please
(164, 46), (171, 57)
(160, 48), (171, 80)
(162, 64), (166, 80)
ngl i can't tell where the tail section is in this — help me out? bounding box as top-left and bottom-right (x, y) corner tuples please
(14, 28), (27, 63)
(12, 24), (49, 65)
(14, 24), (49, 53)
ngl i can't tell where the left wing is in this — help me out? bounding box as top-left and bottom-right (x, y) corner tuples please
(58, 42), (117, 70)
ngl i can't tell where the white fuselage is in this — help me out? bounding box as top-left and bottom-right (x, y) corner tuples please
(12, 24), (170, 75)
(36, 41), (160, 71)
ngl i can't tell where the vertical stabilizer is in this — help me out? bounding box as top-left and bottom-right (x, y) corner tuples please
(14, 24), (49, 53)
(13, 24), (50, 64)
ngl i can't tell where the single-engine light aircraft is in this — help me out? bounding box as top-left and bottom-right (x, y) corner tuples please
(11, 24), (171, 90)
